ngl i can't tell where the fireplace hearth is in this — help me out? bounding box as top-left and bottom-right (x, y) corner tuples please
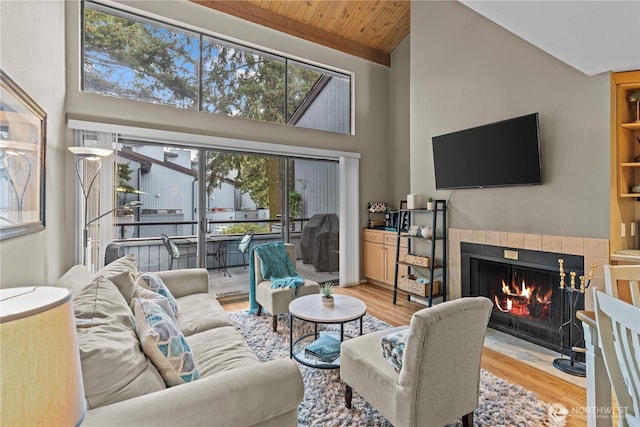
(461, 243), (584, 359)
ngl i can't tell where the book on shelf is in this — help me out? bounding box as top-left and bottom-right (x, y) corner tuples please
(304, 333), (341, 363)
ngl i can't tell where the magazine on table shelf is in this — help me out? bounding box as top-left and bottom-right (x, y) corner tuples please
(304, 333), (341, 363)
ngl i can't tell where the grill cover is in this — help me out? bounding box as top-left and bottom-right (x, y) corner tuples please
(301, 214), (339, 273)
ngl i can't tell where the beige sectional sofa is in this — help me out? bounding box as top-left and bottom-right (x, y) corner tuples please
(54, 256), (304, 427)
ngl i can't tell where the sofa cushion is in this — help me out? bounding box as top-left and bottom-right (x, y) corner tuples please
(133, 298), (200, 386)
(175, 293), (233, 336)
(136, 272), (179, 317)
(90, 254), (138, 305)
(132, 285), (177, 322)
(95, 253), (137, 278)
(75, 276), (166, 409)
(186, 326), (260, 378)
(105, 270), (136, 305)
(53, 264), (92, 297)
(73, 275), (134, 326)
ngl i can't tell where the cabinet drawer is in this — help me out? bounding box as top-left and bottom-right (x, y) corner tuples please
(384, 234), (408, 248)
(383, 234), (396, 246)
(363, 229), (384, 243)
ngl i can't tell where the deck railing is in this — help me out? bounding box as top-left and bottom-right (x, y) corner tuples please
(110, 230), (305, 272)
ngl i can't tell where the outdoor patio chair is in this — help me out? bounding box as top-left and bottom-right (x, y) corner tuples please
(231, 233), (254, 269)
(161, 234), (196, 270)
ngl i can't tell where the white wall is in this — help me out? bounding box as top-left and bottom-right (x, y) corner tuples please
(410, 1), (610, 239)
(0, 1), (68, 287)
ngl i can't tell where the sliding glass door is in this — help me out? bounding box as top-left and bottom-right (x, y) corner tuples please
(75, 132), (340, 293)
(201, 150), (339, 295)
(122, 141), (199, 270)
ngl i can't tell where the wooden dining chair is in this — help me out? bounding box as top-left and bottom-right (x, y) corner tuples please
(594, 290), (640, 427)
(604, 264), (640, 306)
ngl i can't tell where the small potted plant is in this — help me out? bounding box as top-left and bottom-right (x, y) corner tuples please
(321, 282), (334, 306)
(427, 197), (435, 211)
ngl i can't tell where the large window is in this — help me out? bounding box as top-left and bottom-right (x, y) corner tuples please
(82, 6), (199, 109)
(82, 1), (351, 134)
(201, 38), (286, 121)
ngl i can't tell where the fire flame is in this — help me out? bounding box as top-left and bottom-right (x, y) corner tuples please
(494, 279), (552, 318)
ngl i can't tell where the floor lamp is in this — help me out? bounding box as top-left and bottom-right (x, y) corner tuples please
(69, 146), (112, 266)
(69, 147), (143, 267)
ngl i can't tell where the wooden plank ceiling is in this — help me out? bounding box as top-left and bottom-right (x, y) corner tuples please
(190, 1), (410, 66)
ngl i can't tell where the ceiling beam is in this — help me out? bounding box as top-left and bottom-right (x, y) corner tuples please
(191, 0), (391, 66)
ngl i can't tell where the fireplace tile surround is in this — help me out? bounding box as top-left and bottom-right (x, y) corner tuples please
(448, 228), (609, 311)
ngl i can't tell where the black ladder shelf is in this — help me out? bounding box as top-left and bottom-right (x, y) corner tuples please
(392, 199), (447, 306)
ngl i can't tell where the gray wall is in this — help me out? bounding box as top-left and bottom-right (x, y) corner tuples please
(410, 1), (610, 239)
(0, 1), (68, 287)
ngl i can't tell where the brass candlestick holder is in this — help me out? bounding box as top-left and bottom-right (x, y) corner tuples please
(553, 260), (597, 377)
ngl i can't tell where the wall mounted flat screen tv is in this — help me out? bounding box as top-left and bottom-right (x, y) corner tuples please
(432, 113), (542, 190)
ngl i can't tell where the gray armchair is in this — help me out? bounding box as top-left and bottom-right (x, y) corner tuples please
(254, 243), (320, 332)
(340, 296), (493, 427)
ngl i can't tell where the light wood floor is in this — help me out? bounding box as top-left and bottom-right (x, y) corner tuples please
(222, 283), (587, 427)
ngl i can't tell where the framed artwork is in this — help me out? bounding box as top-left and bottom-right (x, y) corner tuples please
(0, 70), (46, 240)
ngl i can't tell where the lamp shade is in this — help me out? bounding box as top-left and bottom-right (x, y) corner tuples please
(1, 287), (86, 426)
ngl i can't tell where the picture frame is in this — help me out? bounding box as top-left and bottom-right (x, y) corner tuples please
(0, 70), (46, 240)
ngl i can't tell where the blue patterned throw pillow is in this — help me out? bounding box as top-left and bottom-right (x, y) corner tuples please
(133, 298), (200, 386)
(132, 285), (177, 322)
(136, 272), (179, 317)
(381, 328), (410, 372)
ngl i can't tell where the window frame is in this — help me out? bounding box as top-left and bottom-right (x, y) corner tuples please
(81, 0), (352, 134)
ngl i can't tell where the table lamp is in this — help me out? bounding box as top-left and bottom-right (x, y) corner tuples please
(1, 286), (86, 426)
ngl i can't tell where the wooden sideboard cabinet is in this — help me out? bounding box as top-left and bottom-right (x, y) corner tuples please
(362, 228), (407, 287)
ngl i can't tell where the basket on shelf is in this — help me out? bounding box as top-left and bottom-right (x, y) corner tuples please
(398, 274), (440, 297)
(404, 254), (430, 267)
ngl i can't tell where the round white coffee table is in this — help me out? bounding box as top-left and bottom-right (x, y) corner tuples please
(289, 294), (367, 369)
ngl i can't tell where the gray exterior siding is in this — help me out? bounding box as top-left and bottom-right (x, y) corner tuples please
(294, 159), (338, 218)
(294, 77), (350, 134)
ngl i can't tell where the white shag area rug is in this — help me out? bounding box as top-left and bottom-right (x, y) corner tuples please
(228, 311), (567, 427)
